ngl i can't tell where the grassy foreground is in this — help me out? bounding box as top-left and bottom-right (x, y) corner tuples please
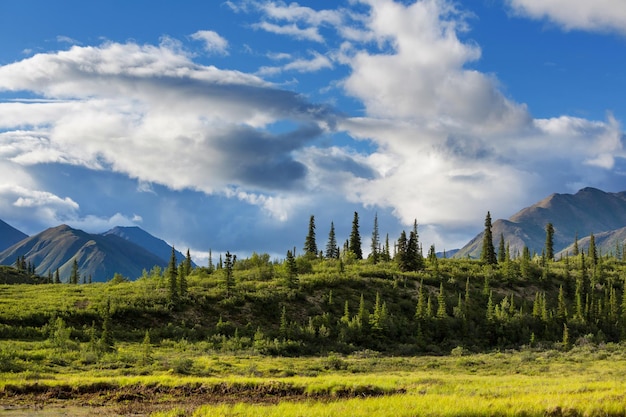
(2, 343), (626, 416)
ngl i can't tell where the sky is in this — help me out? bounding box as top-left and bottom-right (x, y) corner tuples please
(0, 0), (625, 264)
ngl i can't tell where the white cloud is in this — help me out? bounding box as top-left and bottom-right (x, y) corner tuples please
(0, 182), (79, 225)
(0, 40), (333, 223)
(190, 30), (229, 55)
(507, 0), (626, 35)
(253, 21), (324, 42)
(257, 50), (332, 76)
(308, 0), (624, 235)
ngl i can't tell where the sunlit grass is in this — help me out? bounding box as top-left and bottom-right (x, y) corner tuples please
(3, 345), (626, 416)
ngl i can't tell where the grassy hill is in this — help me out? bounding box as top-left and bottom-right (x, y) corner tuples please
(2, 252), (625, 355)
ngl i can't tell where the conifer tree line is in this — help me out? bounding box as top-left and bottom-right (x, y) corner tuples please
(299, 212), (423, 271)
(9, 209), (626, 354)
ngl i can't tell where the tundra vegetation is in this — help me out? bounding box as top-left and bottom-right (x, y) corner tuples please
(2, 214), (626, 416)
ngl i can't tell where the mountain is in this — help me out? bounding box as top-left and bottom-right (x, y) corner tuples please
(102, 226), (194, 267)
(456, 187), (626, 259)
(0, 219), (28, 252)
(0, 225), (168, 282)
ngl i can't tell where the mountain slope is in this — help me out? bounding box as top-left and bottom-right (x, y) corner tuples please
(102, 226), (194, 266)
(0, 220), (28, 252)
(456, 187), (626, 258)
(0, 225), (167, 282)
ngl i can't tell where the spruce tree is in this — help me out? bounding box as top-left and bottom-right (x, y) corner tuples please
(573, 232), (579, 256)
(496, 234), (505, 264)
(370, 213), (380, 264)
(407, 228), (420, 271)
(436, 282), (447, 319)
(304, 215), (318, 258)
(396, 230), (409, 271)
(54, 268), (61, 284)
(481, 211), (497, 265)
(588, 233), (598, 266)
(184, 249), (192, 277)
(208, 249), (215, 273)
(70, 259), (79, 285)
(325, 222), (338, 259)
(167, 246), (178, 303)
(285, 250), (298, 288)
(224, 251), (234, 297)
(545, 223), (555, 261)
(349, 211), (362, 259)
(383, 233), (391, 262)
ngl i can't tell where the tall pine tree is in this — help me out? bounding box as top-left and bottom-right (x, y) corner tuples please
(304, 215), (318, 258)
(167, 246), (178, 303)
(370, 213), (380, 264)
(325, 221), (338, 259)
(545, 223), (555, 261)
(481, 211), (497, 265)
(349, 211), (363, 259)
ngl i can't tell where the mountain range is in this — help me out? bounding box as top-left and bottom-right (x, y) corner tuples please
(0, 224), (191, 282)
(0, 219), (28, 251)
(456, 187), (626, 259)
(2, 186), (626, 280)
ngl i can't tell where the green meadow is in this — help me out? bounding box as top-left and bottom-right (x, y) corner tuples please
(3, 239), (626, 415)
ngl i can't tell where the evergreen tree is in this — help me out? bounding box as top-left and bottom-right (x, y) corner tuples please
(588, 233), (598, 266)
(395, 230), (409, 271)
(481, 211), (497, 265)
(436, 283), (447, 319)
(486, 291), (494, 322)
(179, 261), (188, 299)
(325, 222), (338, 259)
(285, 250), (298, 288)
(358, 293), (369, 330)
(498, 233), (505, 264)
(412, 220), (424, 269)
(184, 249), (193, 277)
(304, 215), (318, 258)
(349, 211), (363, 259)
(415, 278), (426, 320)
(370, 213), (380, 264)
(224, 251), (234, 297)
(573, 231), (579, 256)
(383, 233), (391, 262)
(208, 249), (215, 273)
(167, 246), (179, 303)
(70, 259), (79, 285)
(545, 223), (555, 261)
(407, 227), (420, 271)
(54, 268), (61, 284)
(557, 285), (567, 320)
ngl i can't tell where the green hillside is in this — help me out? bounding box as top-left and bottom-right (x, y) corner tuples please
(2, 250), (625, 355)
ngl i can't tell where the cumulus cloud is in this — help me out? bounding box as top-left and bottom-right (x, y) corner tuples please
(0, 40), (335, 202)
(243, 0), (625, 242)
(190, 30), (229, 55)
(0, 181), (79, 227)
(507, 0), (626, 35)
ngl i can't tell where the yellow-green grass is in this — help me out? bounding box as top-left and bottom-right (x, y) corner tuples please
(3, 345), (626, 416)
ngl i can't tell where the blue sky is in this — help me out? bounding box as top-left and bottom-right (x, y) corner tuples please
(1, 0), (625, 263)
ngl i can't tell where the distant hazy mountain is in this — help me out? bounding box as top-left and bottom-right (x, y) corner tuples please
(102, 226), (194, 267)
(456, 187), (626, 259)
(0, 220), (28, 252)
(0, 225), (167, 282)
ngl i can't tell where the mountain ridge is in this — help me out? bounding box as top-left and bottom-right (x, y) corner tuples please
(456, 187), (626, 259)
(0, 219), (28, 252)
(0, 224), (177, 282)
